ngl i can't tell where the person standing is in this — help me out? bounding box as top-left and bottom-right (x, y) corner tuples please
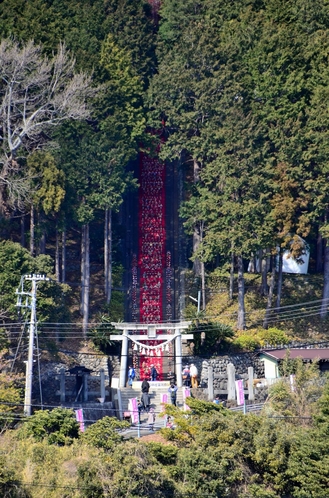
(127, 365), (136, 387)
(190, 363), (198, 388)
(150, 364), (158, 381)
(168, 383), (178, 406)
(141, 378), (150, 412)
(168, 370), (176, 384)
(182, 365), (191, 387)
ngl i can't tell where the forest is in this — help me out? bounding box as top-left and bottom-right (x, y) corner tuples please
(0, 0), (329, 336)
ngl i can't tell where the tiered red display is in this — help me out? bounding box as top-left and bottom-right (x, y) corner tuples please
(137, 152), (165, 379)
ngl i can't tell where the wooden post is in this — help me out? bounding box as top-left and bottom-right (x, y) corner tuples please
(208, 365), (214, 401)
(248, 366), (254, 401)
(227, 363), (236, 400)
(60, 367), (66, 403)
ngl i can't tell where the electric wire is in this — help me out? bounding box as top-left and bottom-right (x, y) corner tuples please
(4, 295), (329, 335)
(10, 319), (28, 372)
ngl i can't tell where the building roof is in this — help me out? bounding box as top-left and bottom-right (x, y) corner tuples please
(260, 349), (329, 361)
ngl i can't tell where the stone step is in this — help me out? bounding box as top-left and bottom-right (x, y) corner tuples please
(119, 387), (186, 413)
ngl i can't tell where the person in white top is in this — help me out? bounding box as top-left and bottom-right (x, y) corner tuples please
(190, 363), (198, 388)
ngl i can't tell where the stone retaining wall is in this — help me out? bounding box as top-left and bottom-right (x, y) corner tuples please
(34, 352), (110, 405)
(183, 353), (264, 388)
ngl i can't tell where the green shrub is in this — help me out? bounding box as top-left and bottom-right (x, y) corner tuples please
(259, 327), (290, 346)
(81, 416), (129, 450)
(146, 442), (178, 465)
(232, 333), (261, 351)
(0, 456), (30, 498)
(17, 407), (80, 445)
(188, 321), (234, 355)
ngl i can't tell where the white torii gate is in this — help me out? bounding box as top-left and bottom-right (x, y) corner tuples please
(110, 322), (193, 388)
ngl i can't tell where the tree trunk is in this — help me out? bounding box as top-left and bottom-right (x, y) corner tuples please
(201, 260), (206, 310)
(39, 230), (46, 254)
(263, 255), (276, 329)
(104, 207), (112, 304)
(229, 252), (234, 300)
(317, 229), (324, 273)
(80, 225), (86, 315)
(276, 249), (283, 309)
(320, 239), (329, 319)
(55, 228), (60, 282)
(260, 249), (268, 296)
(81, 223), (90, 337)
(192, 159), (202, 276)
(237, 255), (246, 330)
(30, 204), (35, 256)
(61, 230), (66, 283)
(20, 214), (25, 247)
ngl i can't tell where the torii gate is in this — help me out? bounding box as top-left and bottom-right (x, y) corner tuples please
(110, 322), (193, 388)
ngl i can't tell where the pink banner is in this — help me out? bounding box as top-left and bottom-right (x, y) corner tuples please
(75, 409), (85, 432)
(183, 387), (191, 411)
(128, 397), (139, 424)
(161, 392), (168, 411)
(235, 380), (245, 406)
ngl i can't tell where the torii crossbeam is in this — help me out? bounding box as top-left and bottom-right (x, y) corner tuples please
(111, 322), (193, 387)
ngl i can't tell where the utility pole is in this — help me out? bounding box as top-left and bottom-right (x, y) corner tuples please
(16, 274), (50, 416)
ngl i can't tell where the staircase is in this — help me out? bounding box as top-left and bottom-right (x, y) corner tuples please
(119, 386), (186, 428)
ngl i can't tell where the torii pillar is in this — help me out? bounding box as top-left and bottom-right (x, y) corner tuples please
(111, 322), (192, 388)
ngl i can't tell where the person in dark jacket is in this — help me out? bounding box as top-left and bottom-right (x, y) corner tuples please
(150, 364), (158, 381)
(168, 383), (178, 406)
(141, 378), (150, 412)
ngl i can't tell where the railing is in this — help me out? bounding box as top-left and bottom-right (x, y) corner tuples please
(230, 403), (265, 413)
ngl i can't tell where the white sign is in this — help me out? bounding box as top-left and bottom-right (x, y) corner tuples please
(235, 380), (245, 406)
(111, 377), (119, 388)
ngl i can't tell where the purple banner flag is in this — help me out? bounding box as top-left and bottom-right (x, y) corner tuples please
(128, 397), (139, 424)
(75, 409), (85, 432)
(161, 393), (168, 411)
(235, 380), (245, 406)
(183, 387), (191, 411)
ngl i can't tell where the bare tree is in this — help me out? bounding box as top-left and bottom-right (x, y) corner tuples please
(0, 39), (96, 210)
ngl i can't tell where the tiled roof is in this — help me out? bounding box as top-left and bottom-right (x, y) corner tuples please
(260, 348), (329, 361)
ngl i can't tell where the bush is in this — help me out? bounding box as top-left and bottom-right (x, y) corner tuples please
(259, 327), (290, 346)
(232, 333), (261, 351)
(81, 416), (129, 450)
(0, 456), (30, 498)
(146, 442), (178, 465)
(17, 407), (80, 445)
(188, 321), (234, 355)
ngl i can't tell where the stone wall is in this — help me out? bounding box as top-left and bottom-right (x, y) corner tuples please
(183, 353), (264, 388)
(33, 352), (111, 405)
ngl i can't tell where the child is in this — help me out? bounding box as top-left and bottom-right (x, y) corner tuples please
(166, 415), (174, 429)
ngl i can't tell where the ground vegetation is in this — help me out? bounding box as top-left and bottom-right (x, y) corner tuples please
(0, 372), (329, 496)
